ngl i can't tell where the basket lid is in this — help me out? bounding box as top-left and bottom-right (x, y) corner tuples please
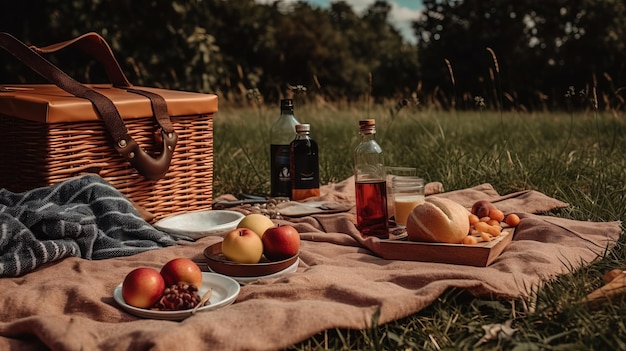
(0, 84), (218, 123)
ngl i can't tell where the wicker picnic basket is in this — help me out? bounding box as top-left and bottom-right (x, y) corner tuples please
(0, 32), (217, 221)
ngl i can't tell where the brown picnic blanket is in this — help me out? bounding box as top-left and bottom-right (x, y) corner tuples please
(0, 177), (621, 351)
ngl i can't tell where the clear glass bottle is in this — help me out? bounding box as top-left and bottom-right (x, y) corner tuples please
(354, 119), (389, 238)
(290, 124), (320, 201)
(270, 99), (300, 198)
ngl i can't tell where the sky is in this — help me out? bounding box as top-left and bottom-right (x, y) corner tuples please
(255, 0), (424, 43)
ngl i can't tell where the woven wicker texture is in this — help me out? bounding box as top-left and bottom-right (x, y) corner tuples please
(0, 113), (213, 221)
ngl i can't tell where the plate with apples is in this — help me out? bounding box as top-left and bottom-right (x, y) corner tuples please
(114, 258), (240, 321)
(203, 214), (301, 283)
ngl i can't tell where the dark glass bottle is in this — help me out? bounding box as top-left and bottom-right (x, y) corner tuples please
(290, 124), (320, 201)
(354, 119), (389, 238)
(270, 99), (299, 198)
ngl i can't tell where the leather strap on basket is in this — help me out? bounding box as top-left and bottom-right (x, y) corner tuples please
(29, 32), (174, 132)
(0, 32), (176, 180)
(30, 32), (132, 88)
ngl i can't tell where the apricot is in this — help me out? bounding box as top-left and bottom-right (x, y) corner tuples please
(468, 214), (480, 225)
(473, 221), (491, 233)
(487, 219), (500, 226)
(479, 232), (492, 242)
(462, 235), (478, 245)
(489, 209), (505, 222)
(505, 213), (521, 227)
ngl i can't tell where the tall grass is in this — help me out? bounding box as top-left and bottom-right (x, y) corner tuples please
(213, 103), (626, 349)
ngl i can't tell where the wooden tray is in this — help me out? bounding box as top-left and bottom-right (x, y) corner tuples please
(370, 227), (515, 267)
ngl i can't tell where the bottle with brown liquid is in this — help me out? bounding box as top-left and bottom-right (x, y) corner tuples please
(354, 119), (389, 238)
(290, 124), (320, 201)
(270, 99), (300, 198)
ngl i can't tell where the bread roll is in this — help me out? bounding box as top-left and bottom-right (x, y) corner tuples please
(406, 197), (470, 244)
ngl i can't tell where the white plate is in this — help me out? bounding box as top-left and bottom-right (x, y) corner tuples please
(153, 210), (245, 239)
(113, 272), (240, 320)
(208, 258), (300, 285)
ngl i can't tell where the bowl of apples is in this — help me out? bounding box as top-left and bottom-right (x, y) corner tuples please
(203, 214), (300, 278)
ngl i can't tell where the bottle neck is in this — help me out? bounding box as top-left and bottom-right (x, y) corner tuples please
(271, 107), (299, 144)
(295, 132), (310, 140)
(359, 132), (376, 142)
(278, 109), (297, 124)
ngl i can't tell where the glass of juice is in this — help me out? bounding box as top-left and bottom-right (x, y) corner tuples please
(385, 167), (417, 223)
(392, 176), (425, 227)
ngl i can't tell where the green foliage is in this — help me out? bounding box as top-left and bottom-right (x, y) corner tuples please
(0, 0), (227, 93)
(0, 0), (418, 103)
(2, 0), (625, 110)
(414, 0), (626, 111)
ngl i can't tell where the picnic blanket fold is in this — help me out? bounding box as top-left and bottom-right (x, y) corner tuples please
(0, 175), (175, 277)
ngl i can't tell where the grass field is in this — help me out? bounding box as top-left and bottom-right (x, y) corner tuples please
(213, 102), (626, 350)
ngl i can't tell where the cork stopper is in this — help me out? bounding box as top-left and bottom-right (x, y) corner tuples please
(359, 119), (376, 134)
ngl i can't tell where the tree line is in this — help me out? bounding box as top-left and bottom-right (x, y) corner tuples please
(1, 0), (624, 111)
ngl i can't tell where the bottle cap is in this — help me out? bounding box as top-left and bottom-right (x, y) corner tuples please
(280, 99), (294, 110)
(295, 124), (310, 132)
(359, 119), (376, 134)
(359, 119), (375, 127)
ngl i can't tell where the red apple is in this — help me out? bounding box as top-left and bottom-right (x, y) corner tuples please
(160, 258), (203, 288)
(471, 200), (497, 219)
(122, 267), (165, 308)
(221, 228), (264, 264)
(262, 225), (300, 261)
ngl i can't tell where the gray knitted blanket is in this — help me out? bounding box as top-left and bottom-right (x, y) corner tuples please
(0, 175), (175, 277)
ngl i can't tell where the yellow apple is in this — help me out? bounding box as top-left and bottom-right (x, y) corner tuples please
(236, 213), (275, 238)
(221, 228), (264, 264)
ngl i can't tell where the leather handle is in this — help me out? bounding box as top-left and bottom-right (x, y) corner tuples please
(26, 32), (174, 133)
(30, 32), (132, 87)
(115, 129), (177, 180)
(0, 32), (176, 180)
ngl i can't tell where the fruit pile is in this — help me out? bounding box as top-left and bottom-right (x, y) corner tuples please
(222, 214), (300, 264)
(122, 258), (204, 310)
(462, 200), (520, 245)
(151, 282), (201, 311)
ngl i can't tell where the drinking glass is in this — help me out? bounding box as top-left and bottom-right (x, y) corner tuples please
(385, 167), (417, 224)
(391, 176), (425, 226)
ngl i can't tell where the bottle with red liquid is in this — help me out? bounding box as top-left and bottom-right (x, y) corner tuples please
(354, 119), (389, 238)
(290, 124), (320, 201)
